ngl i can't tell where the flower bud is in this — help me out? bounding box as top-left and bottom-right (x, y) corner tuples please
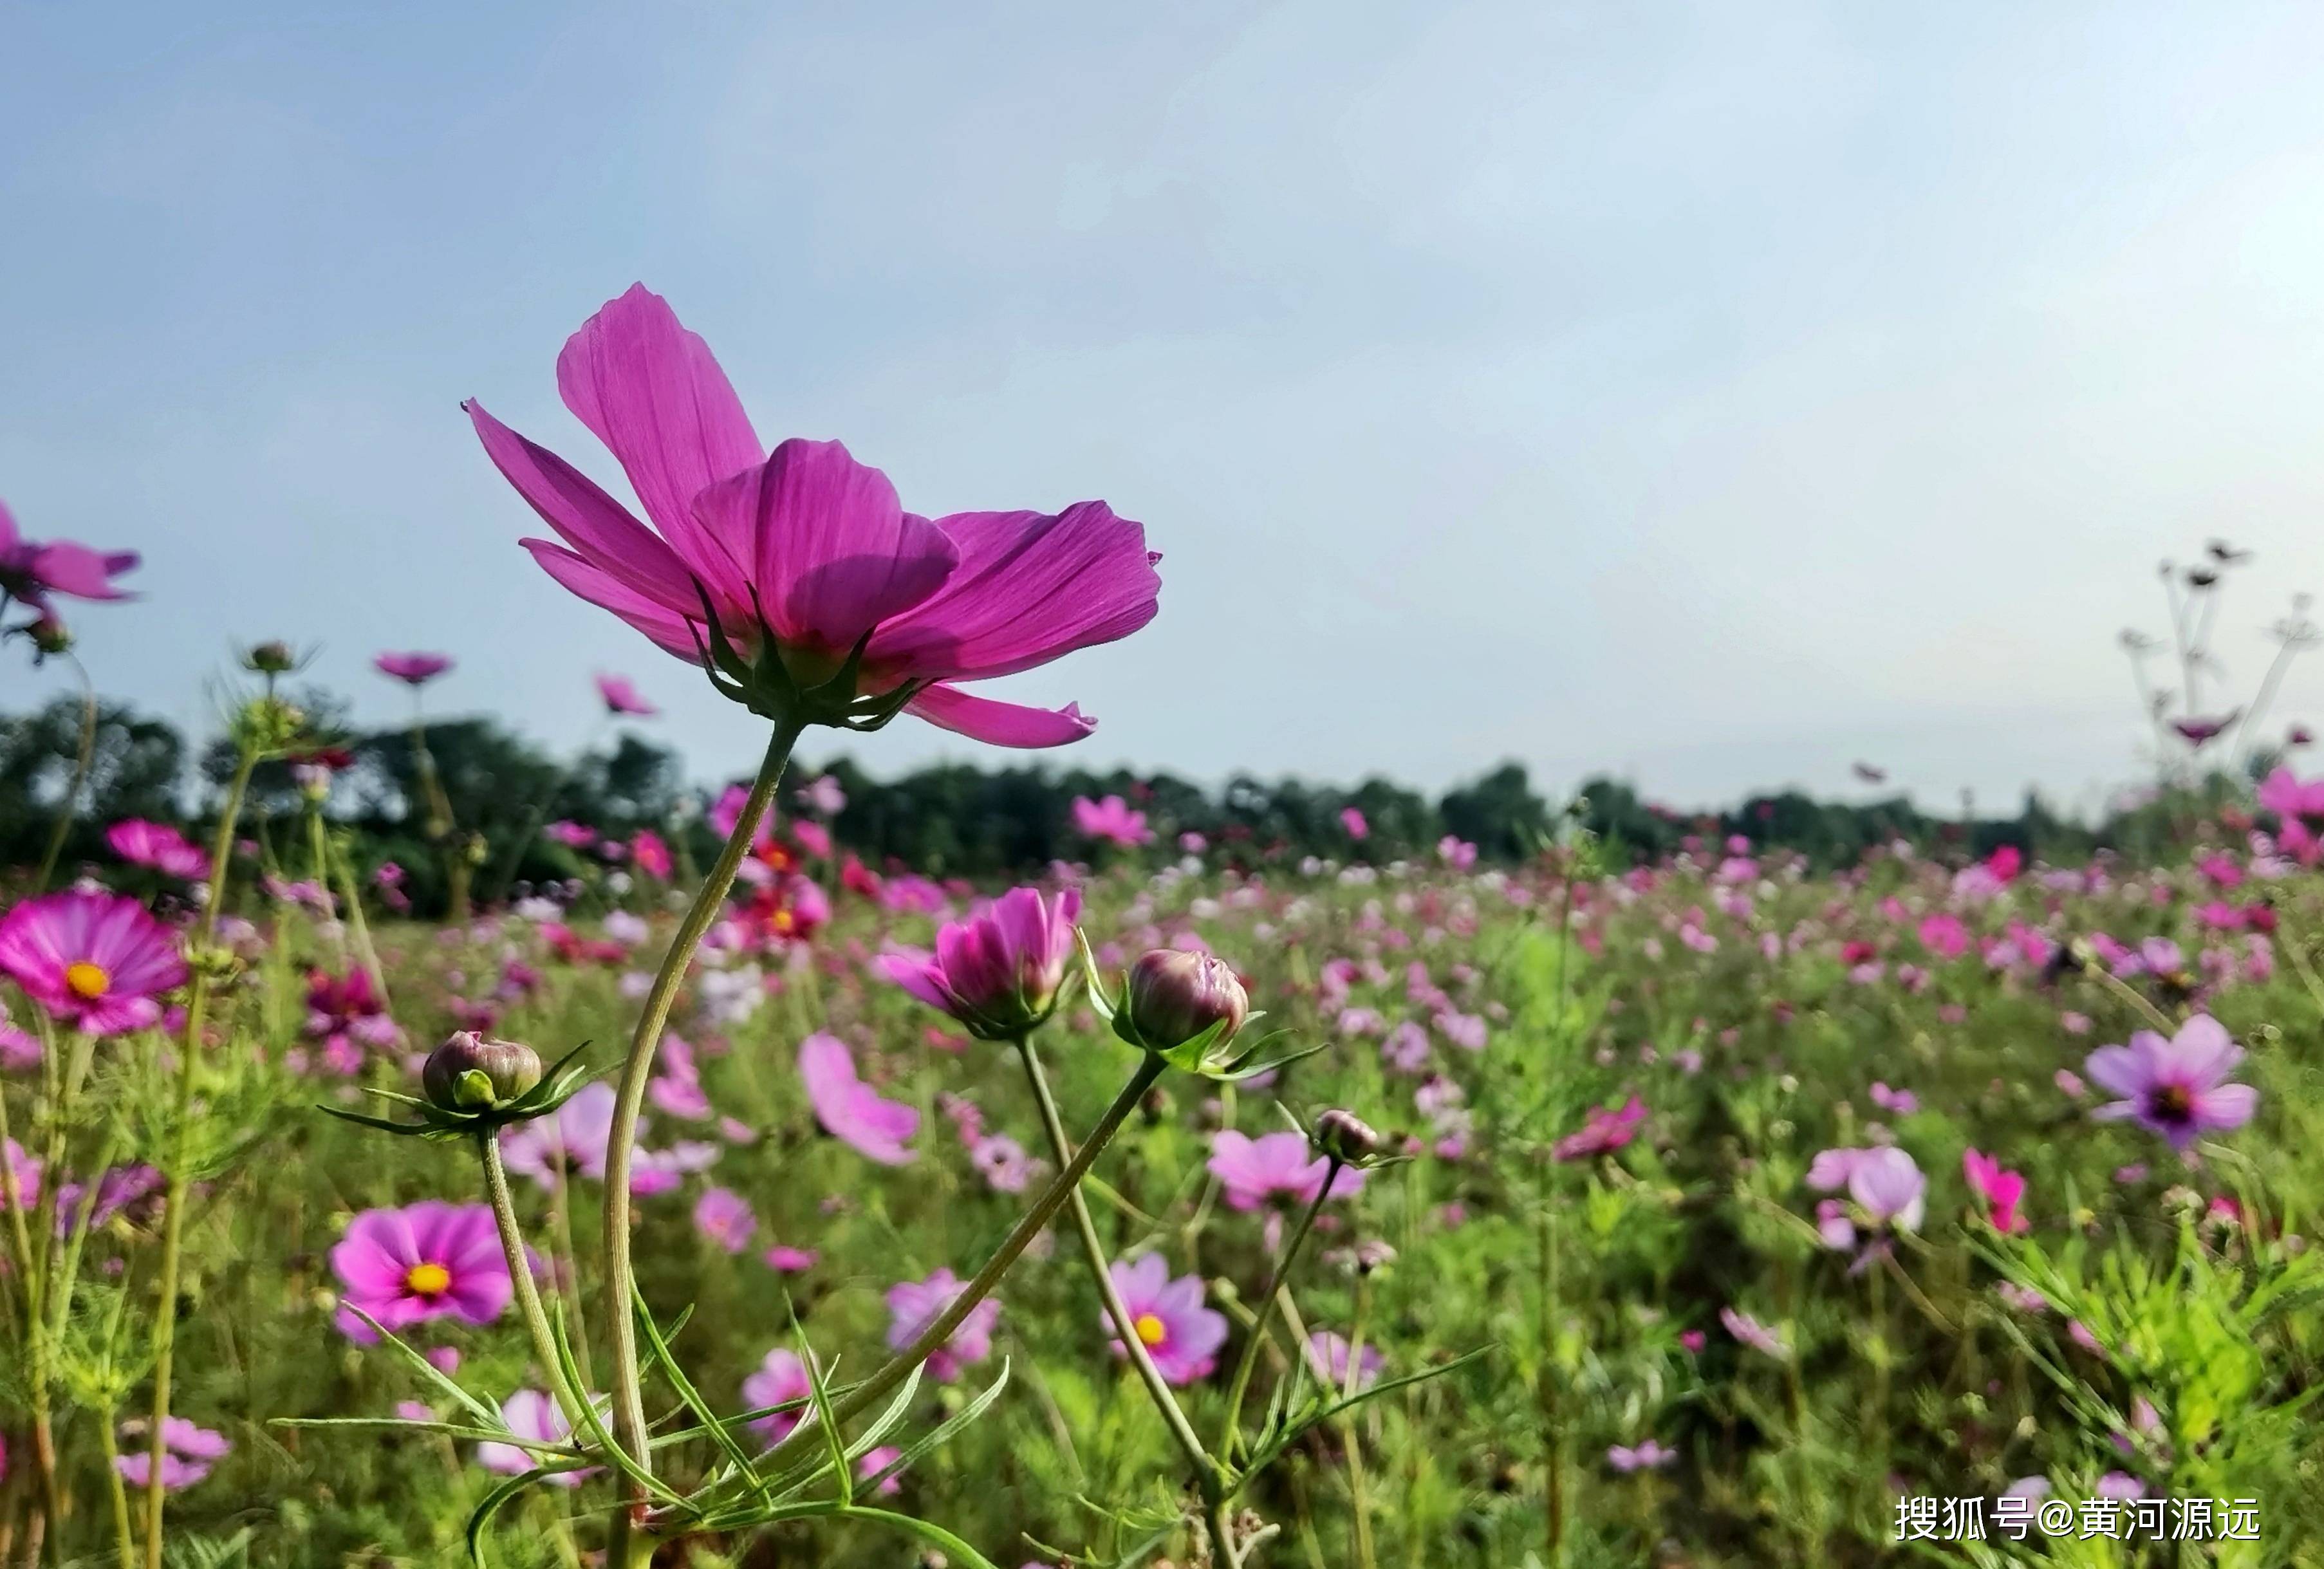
(27, 613), (73, 658)
(422, 1031), (543, 1111)
(1313, 1108), (1384, 1164)
(244, 640), (298, 674)
(1123, 949), (1247, 1054)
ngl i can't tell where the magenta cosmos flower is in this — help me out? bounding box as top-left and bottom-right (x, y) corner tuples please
(330, 1201), (512, 1342)
(1303, 1331), (1382, 1391)
(0, 891), (187, 1035)
(0, 499), (140, 609)
(105, 819), (210, 881)
(1072, 794), (1153, 846)
(886, 1268), (1000, 1383)
(880, 886), (1081, 1040)
(1962, 1147), (2029, 1233)
(1553, 1094), (1645, 1162)
(1207, 1130), (1367, 1212)
(1104, 1253), (1228, 1386)
(476, 1389), (602, 1485)
(742, 1348), (814, 1444)
(112, 1418), (228, 1491)
(2085, 1015), (2258, 1151)
(375, 651), (454, 685)
(466, 285), (1160, 747)
(799, 1032), (918, 1165)
(595, 672), (658, 716)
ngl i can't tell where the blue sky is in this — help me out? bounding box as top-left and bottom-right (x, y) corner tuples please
(7, 1), (2324, 812)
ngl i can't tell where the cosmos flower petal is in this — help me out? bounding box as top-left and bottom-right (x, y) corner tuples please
(904, 685), (1096, 748)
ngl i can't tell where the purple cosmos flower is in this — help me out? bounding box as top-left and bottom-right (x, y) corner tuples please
(1552, 1095), (1645, 1162)
(104, 819), (210, 881)
(375, 651), (453, 686)
(742, 1349), (813, 1444)
(886, 1269), (1000, 1383)
(594, 672), (658, 716)
(0, 891), (188, 1036)
(879, 886), (1082, 1040)
(1104, 1254), (1229, 1386)
(1303, 1331), (1382, 1391)
(1072, 794), (1154, 846)
(467, 284), (1159, 748)
(0, 499), (140, 608)
(476, 1389), (599, 1486)
(1206, 1131), (1366, 1212)
(330, 1202), (512, 1342)
(969, 1134), (1041, 1194)
(2084, 1015), (2258, 1151)
(1608, 1439), (1676, 1472)
(1720, 1306), (1788, 1358)
(693, 1186), (757, 1253)
(112, 1418), (227, 1491)
(500, 1081), (618, 1185)
(799, 1033), (919, 1165)
(1847, 1147), (1926, 1232)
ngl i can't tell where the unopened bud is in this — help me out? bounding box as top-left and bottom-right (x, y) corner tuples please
(422, 1031), (543, 1111)
(1313, 1108), (1384, 1164)
(244, 640), (297, 674)
(1124, 949), (1248, 1054)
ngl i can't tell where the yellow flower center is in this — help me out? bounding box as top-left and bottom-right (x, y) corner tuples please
(405, 1262), (452, 1297)
(64, 961), (109, 1001)
(772, 910), (794, 931)
(1134, 1312), (1169, 1348)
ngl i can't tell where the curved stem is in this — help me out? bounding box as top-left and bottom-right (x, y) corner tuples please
(142, 746), (256, 1569)
(750, 1054), (1168, 1480)
(1012, 1035), (1220, 1492)
(1207, 1494), (1247, 1569)
(33, 663), (98, 895)
(601, 720), (801, 1494)
(1215, 1163), (1339, 1465)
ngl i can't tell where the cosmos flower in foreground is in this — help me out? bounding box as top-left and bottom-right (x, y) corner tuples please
(0, 890), (187, 1035)
(467, 284), (1160, 747)
(879, 886), (1081, 1040)
(799, 1032), (919, 1165)
(2084, 1014), (2257, 1151)
(375, 651), (454, 686)
(886, 1268), (1000, 1382)
(1103, 1254), (1229, 1386)
(106, 819), (210, 881)
(0, 499), (140, 608)
(113, 1418), (228, 1491)
(330, 1202), (512, 1342)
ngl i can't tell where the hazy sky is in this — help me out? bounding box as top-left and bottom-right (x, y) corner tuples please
(8, 1), (2324, 813)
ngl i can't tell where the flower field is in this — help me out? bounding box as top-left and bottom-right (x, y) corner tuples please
(4, 288), (2323, 1569)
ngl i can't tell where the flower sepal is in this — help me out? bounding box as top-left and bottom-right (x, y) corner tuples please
(318, 1042), (595, 1140)
(692, 585), (931, 733)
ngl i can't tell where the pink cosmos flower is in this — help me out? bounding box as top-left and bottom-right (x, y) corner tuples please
(0, 891), (187, 1035)
(1719, 1306), (1787, 1358)
(1962, 1147), (2029, 1233)
(304, 966), (400, 1073)
(799, 774), (848, 816)
(1553, 1095), (1645, 1162)
(467, 285), (1159, 748)
(799, 1032), (918, 1165)
(476, 1389), (599, 1485)
(742, 1349), (814, 1444)
(1206, 1130), (1367, 1212)
(631, 829), (673, 880)
(1340, 806), (1369, 841)
(761, 1244), (819, 1273)
(1303, 1331), (1382, 1391)
(2084, 1014), (2258, 1151)
(886, 1268), (1000, 1383)
(693, 1186), (757, 1253)
(375, 652), (453, 686)
(112, 1418), (227, 1491)
(1072, 794), (1153, 846)
(879, 886), (1081, 1039)
(1608, 1439), (1675, 1472)
(1104, 1253), (1229, 1386)
(1847, 1147), (1926, 1231)
(594, 673), (658, 716)
(330, 1202), (511, 1342)
(857, 1446), (904, 1496)
(105, 819), (210, 881)
(501, 1082), (698, 1193)
(0, 499), (140, 608)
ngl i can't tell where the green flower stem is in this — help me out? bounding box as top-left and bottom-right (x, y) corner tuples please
(479, 1133), (590, 1422)
(33, 658), (98, 895)
(1214, 1159), (1341, 1465)
(1011, 1034), (1222, 1494)
(1207, 1494), (1247, 1569)
(96, 1400), (136, 1569)
(750, 1053), (1169, 1480)
(142, 744), (256, 1569)
(600, 719), (803, 1499)
(311, 810), (390, 1008)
